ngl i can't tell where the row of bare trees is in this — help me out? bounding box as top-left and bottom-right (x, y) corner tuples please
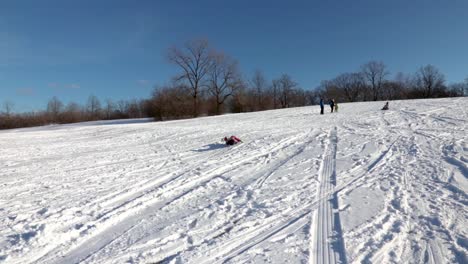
(318, 62), (467, 102)
(0, 96), (152, 129)
(150, 40), (466, 121)
(149, 73), (313, 120)
(150, 39), (312, 120)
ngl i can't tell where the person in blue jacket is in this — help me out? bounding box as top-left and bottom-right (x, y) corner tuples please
(320, 98), (324, 115)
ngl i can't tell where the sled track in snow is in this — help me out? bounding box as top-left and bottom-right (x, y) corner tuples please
(192, 196), (318, 264)
(37, 131), (313, 264)
(177, 130), (324, 263)
(310, 127), (347, 264)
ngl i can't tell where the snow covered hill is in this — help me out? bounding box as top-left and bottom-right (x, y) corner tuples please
(0, 98), (467, 264)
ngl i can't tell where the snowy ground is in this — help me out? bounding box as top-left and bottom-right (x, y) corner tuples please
(0, 98), (467, 264)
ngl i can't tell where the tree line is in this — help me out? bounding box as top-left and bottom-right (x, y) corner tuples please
(317, 62), (467, 103)
(149, 39), (467, 120)
(1, 39), (467, 129)
(0, 96), (152, 129)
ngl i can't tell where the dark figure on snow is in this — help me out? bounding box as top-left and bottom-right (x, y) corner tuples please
(382, 102), (389, 110)
(224, 136), (242, 146)
(320, 98), (324, 115)
(329, 99), (335, 113)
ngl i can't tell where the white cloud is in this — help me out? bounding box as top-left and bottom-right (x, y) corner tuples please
(47, 83), (80, 91)
(67, 84), (80, 89)
(16, 88), (35, 96)
(137, 79), (150, 86)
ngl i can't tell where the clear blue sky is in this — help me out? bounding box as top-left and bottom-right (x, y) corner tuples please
(1, 0), (467, 112)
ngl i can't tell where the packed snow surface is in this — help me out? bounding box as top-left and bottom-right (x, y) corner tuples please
(0, 98), (467, 264)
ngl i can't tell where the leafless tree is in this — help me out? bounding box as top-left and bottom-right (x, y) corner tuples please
(104, 99), (115, 119)
(448, 82), (467, 97)
(207, 53), (241, 115)
(332, 73), (366, 102)
(361, 61), (389, 101)
(320, 80), (341, 102)
(276, 74), (297, 108)
(116, 100), (129, 118)
(270, 79), (281, 109)
(288, 87), (307, 107)
(394, 72), (412, 88)
(305, 89), (321, 105)
(415, 65), (445, 98)
(2, 101), (14, 117)
(230, 83), (249, 113)
(464, 77), (468, 96)
(62, 102), (83, 123)
(250, 70), (268, 111)
(168, 39), (214, 117)
(87, 95), (102, 120)
(150, 84), (192, 120)
(127, 99), (142, 118)
(46, 96), (63, 121)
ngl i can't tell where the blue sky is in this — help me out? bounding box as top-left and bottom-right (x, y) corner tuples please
(1, 0), (467, 112)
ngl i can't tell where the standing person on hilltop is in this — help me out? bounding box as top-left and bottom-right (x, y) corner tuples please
(329, 99), (335, 113)
(334, 100), (339, 112)
(320, 98), (324, 115)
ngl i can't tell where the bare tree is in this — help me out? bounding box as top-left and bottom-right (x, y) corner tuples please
(87, 95), (102, 120)
(320, 80), (341, 102)
(270, 79), (281, 109)
(277, 74), (297, 108)
(116, 100), (129, 118)
(150, 84), (192, 120)
(332, 73), (366, 102)
(394, 72), (412, 88)
(464, 77), (468, 96)
(168, 39), (214, 117)
(207, 53), (241, 115)
(448, 82), (467, 97)
(230, 83), (249, 113)
(2, 101), (14, 117)
(62, 102), (83, 123)
(46, 96), (63, 121)
(127, 99), (142, 118)
(250, 70), (268, 110)
(305, 89), (321, 105)
(361, 61), (389, 101)
(288, 87), (307, 107)
(415, 65), (445, 98)
(104, 99), (115, 119)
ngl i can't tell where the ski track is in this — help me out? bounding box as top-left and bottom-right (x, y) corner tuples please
(310, 127), (346, 264)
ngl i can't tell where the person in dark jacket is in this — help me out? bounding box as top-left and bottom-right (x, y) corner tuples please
(224, 136), (242, 146)
(329, 99), (335, 113)
(382, 102), (389, 110)
(320, 98), (324, 115)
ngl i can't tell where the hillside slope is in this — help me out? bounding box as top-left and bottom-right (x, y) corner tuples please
(0, 98), (467, 263)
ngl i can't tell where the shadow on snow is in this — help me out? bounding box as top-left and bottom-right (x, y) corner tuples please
(192, 143), (227, 152)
